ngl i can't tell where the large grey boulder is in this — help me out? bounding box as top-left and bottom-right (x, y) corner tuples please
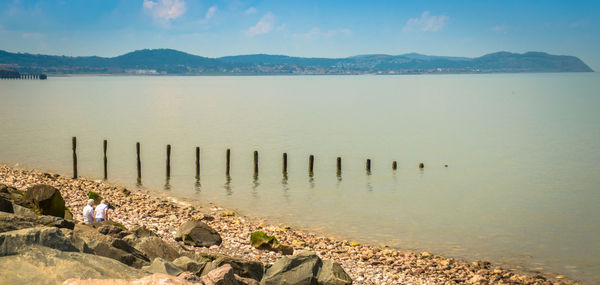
(261, 251), (322, 285)
(73, 223), (149, 268)
(0, 246), (147, 285)
(143, 257), (183, 276)
(317, 260), (352, 285)
(260, 251), (352, 285)
(175, 220), (222, 247)
(23, 184), (66, 218)
(0, 226), (78, 256)
(173, 256), (208, 274)
(133, 235), (181, 262)
(12, 204), (37, 217)
(0, 211), (74, 233)
(201, 254), (264, 282)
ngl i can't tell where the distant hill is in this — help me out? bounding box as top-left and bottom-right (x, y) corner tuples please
(0, 49), (593, 75)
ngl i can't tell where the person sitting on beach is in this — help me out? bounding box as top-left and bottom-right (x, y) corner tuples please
(93, 200), (109, 222)
(82, 199), (95, 224)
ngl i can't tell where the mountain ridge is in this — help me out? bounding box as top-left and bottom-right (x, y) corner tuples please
(0, 49), (593, 75)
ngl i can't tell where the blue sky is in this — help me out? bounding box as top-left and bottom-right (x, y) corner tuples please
(1, 0), (598, 69)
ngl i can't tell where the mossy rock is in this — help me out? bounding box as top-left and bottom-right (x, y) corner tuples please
(64, 208), (73, 221)
(23, 184), (66, 218)
(112, 221), (127, 230)
(87, 191), (102, 205)
(250, 231), (293, 255)
(250, 231), (278, 248)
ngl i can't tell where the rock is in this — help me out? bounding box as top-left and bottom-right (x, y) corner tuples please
(0, 211), (74, 233)
(173, 256), (207, 274)
(0, 184), (24, 202)
(87, 191), (102, 204)
(202, 254), (264, 281)
(348, 242), (360, 247)
(0, 246), (146, 284)
(200, 264), (238, 285)
(11, 204), (36, 217)
(23, 184), (66, 218)
(250, 231), (293, 255)
(0, 196), (13, 213)
(133, 236), (180, 262)
(64, 273), (196, 285)
(175, 220), (222, 247)
(317, 260), (352, 285)
(132, 225), (157, 238)
(0, 226), (78, 256)
(143, 257), (183, 276)
(260, 251), (322, 285)
(97, 224), (131, 239)
(74, 224), (149, 268)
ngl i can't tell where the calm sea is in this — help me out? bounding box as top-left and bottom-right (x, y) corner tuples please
(1, 74), (599, 283)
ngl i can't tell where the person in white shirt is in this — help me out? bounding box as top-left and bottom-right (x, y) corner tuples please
(82, 199), (95, 224)
(94, 200), (109, 222)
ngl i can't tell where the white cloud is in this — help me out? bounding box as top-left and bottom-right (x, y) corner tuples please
(246, 12), (274, 37)
(245, 7), (257, 15)
(205, 5), (217, 20)
(292, 28), (352, 40)
(143, 0), (186, 22)
(491, 24), (509, 34)
(570, 19), (587, 28)
(21, 32), (44, 39)
(403, 11), (448, 32)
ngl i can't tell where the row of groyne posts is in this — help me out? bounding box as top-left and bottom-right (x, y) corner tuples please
(0, 71), (47, 80)
(71, 137), (440, 180)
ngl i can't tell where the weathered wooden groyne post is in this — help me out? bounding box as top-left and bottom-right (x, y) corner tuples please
(166, 144), (172, 178)
(72, 137), (77, 179)
(195, 147), (200, 179)
(103, 140), (108, 179)
(366, 159), (371, 173)
(253, 151), (259, 176)
(226, 149), (231, 176)
(282, 153), (288, 174)
(136, 142), (141, 181)
(336, 157), (342, 175)
(309, 155), (314, 174)
(419, 162), (424, 169)
(392, 161), (397, 170)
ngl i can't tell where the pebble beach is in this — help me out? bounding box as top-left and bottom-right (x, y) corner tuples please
(0, 164), (578, 285)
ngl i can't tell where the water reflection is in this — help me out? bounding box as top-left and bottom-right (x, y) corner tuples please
(336, 171), (342, 188)
(163, 178), (171, 190)
(308, 172), (315, 188)
(136, 178), (143, 187)
(224, 175), (232, 196)
(194, 179), (201, 191)
(366, 173), (373, 192)
(252, 173), (260, 198)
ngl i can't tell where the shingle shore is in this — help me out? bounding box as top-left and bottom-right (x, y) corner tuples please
(0, 164), (576, 285)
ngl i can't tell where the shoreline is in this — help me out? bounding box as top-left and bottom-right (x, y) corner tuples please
(0, 163), (577, 284)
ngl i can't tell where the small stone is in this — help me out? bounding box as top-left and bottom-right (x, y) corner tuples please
(349, 242), (360, 247)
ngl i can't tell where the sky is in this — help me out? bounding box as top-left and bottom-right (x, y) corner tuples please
(0, 0), (599, 69)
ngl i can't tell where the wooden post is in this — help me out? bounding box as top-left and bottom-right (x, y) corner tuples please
(366, 159), (371, 172)
(282, 153), (288, 173)
(136, 142), (141, 180)
(226, 149), (231, 175)
(392, 161), (397, 170)
(166, 144), (171, 178)
(103, 140), (107, 179)
(195, 147), (200, 178)
(309, 155), (314, 173)
(337, 157), (342, 174)
(419, 162), (424, 169)
(253, 151), (259, 175)
(72, 137), (77, 179)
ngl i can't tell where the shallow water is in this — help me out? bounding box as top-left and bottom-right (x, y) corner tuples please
(1, 74), (599, 283)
